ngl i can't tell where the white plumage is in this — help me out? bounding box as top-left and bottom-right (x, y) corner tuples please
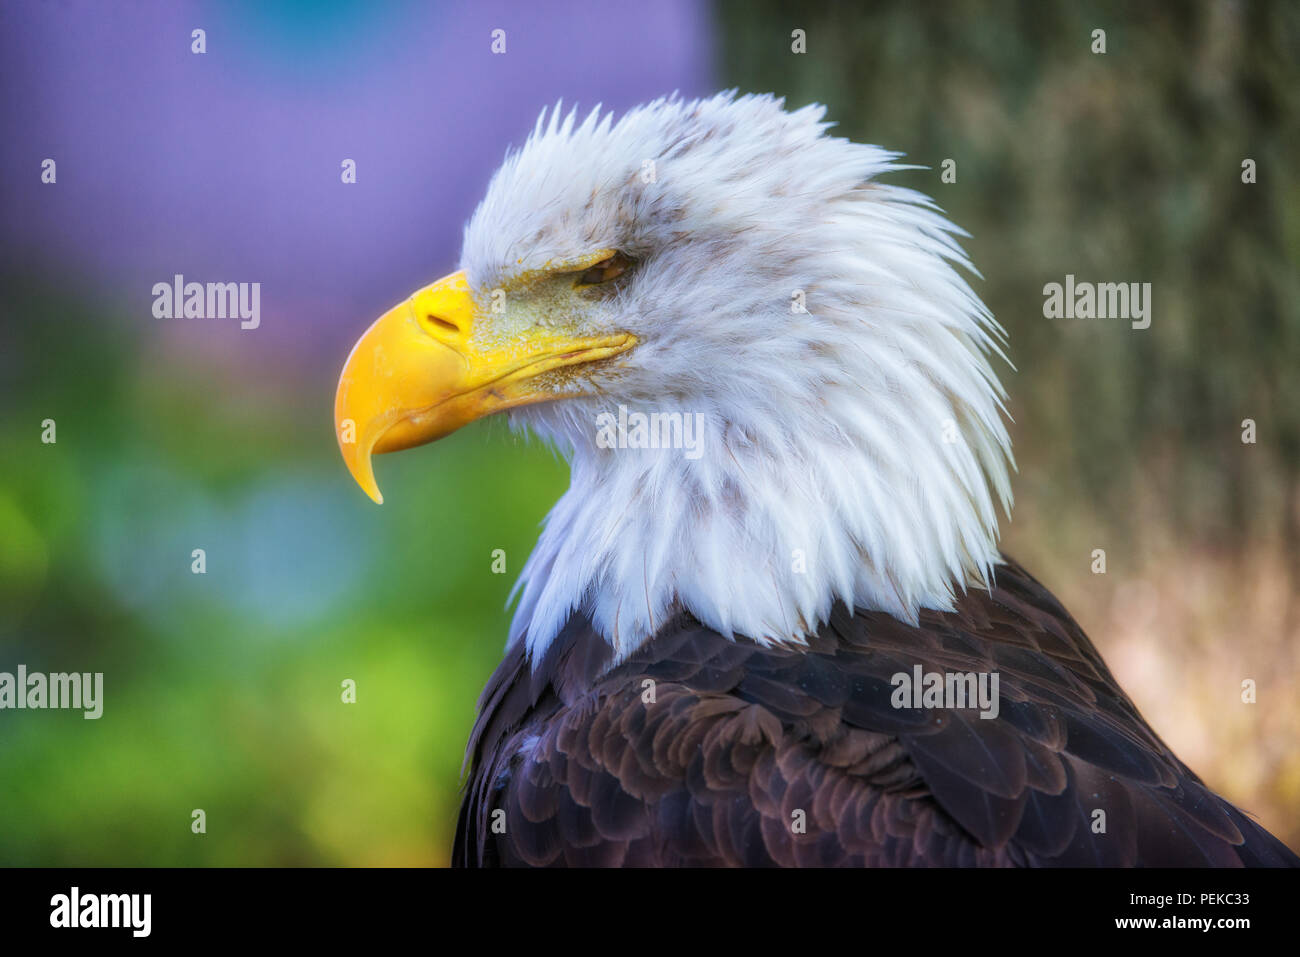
(459, 92), (1015, 665)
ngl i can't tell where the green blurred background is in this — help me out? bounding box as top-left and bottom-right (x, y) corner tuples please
(2, 0), (1297, 865)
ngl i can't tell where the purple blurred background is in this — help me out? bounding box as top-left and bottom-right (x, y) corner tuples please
(0, 0), (714, 364)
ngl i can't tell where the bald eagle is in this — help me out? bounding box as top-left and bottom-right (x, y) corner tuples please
(335, 93), (1297, 867)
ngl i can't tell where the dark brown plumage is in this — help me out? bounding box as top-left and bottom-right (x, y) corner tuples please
(452, 558), (1297, 867)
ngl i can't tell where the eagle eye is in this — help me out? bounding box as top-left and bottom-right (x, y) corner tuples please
(574, 251), (631, 287)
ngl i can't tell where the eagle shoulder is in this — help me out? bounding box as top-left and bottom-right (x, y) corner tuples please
(452, 559), (1298, 867)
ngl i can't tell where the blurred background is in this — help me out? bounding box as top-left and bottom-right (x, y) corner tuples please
(0, 0), (1295, 865)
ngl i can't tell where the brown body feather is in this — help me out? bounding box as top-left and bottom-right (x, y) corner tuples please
(453, 558), (1297, 867)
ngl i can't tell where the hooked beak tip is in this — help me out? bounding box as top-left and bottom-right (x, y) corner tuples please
(337, 421), (386, 505)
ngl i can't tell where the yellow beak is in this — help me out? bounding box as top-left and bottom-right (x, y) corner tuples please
(335, 270), (635, 503)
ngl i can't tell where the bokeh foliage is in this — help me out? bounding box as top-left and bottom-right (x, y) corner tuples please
(0, 278), (569, 865)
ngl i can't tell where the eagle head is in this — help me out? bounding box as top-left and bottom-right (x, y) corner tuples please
(335, 92), (1013, 663)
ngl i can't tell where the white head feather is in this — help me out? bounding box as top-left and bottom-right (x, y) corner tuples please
(460, 92), (1015, 666)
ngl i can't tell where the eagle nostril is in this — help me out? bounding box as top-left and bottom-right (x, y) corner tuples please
(427, 315), (460, 334)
